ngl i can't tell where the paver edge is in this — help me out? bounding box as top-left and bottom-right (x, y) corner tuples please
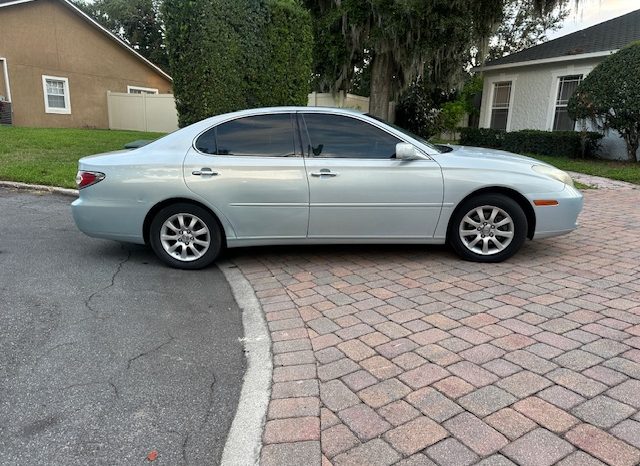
(220, 261), (273, 466)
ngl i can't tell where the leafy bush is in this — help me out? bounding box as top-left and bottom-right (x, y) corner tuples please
(395, 85), (442, 139)
(163, 0), (312, 127)
(395, 80), (458, 138)
(459, 128), (505, 149)
(440, 100), (466, 134)
(569, 41), (640, 161)
(460, 128), (602, 158)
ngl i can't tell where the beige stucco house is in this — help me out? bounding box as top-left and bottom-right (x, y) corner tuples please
(476, 9), (640, 160)
(0, 0), (172, 129)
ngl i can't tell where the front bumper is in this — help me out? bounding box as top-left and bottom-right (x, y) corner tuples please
(530, 185), (584, 239)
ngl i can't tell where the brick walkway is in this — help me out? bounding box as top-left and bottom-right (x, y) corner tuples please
(232, 188), (640, 466)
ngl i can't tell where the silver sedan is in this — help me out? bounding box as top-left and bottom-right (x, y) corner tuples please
(72, 107), (583, 269)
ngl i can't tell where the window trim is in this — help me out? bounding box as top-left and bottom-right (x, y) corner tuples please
(545, 65), (593, 130)
(42, 75), (71, 114)
(489, 81), (512, 131)
(552, 75), (583, 131)
(483, 74), (516, 131)
(0, 58), (12, 102)
(127, 85), (159, 95)
(192, 110), (436, 159)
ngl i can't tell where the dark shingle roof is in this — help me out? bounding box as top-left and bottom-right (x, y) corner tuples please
(485, 8), (640, 67)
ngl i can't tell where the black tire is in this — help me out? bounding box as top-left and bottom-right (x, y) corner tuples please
(149, 203), (222, 269)
(448, 194), (528, 263)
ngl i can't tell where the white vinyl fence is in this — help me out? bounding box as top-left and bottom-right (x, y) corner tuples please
(107, 91), (382, 133)
(107, 91), (179, 133)
(307, 92), (370, 112)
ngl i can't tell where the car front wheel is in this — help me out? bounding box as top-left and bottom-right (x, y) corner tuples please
(149, 203), (221, 269)
(449, 194), (528, 263)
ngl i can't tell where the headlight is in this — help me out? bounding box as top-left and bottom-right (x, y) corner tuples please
(532, 165), (574, 187)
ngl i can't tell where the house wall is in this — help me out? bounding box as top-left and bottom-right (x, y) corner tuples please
(479, 57), (631, 160)
(0, 0), (172, 129)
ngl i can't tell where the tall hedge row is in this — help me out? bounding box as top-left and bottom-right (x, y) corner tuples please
(163, 0), (312, 127)
(251, 0), (313, 108)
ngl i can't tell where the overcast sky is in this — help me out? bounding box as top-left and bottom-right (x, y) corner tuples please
(549, 0), (640, 38)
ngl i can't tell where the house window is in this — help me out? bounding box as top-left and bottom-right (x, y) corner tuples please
(127, 85), (159, 95)
(42, 76), (71, 114)
(553, 75), (582, 131)
(490, 81), (511, 130)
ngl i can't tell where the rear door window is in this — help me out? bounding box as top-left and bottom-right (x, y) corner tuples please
(196, 113), (296, 157)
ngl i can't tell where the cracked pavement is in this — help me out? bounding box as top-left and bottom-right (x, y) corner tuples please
(0, 187), (246, 465)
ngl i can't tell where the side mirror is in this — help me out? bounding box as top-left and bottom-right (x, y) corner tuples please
(395, 143), (422, 160)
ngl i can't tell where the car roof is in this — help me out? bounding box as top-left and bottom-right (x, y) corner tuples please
(185, 106), (368, 134)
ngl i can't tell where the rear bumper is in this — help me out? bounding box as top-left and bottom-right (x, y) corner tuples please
(71, 197), (146, 244)
(530, 185), (583, 239)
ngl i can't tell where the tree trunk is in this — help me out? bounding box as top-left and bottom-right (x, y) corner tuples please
(624, 128), (639, 162)
(369, 52), (393, 120)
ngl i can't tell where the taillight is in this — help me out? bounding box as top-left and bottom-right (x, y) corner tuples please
(76, 171), (105, 189)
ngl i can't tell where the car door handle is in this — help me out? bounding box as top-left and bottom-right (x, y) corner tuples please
(310, 170), (338, 177)
(192, 168), (218, 176)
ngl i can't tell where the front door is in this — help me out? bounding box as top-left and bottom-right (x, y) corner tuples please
(183, 113), (309, 239)
(300, 112), (444, 239)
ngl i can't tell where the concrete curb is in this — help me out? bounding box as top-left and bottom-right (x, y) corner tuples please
(0, 180), (78, 197)
(219, 261), (272, 466)
(567, 171), (638, 190)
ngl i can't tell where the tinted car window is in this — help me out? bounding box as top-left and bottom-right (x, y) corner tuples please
(215, 114), (295, 157)
(302, 113), (401, 159)
(195, 127), (217, 154)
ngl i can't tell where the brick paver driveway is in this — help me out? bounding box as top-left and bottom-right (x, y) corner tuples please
(232, 188), (640, 466)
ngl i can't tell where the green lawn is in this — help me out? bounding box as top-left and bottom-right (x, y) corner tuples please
(527, 154), (640, 185)
(0, 126), (165, 189)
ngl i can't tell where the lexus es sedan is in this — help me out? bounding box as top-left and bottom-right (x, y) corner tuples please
(72, 107), (583, 269)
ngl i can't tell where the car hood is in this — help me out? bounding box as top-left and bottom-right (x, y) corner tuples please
(439, 145), (552, 167)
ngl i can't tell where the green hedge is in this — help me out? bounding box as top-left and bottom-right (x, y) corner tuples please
(459, 128), (602, 158)
(250, 0), (313, 108)
(163, 0), (312, 127)
(458, 127), (505, 149)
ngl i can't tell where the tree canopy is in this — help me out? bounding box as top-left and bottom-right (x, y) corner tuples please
(305, 0), (573, 120)
(483, 0), (569, 63)
(73, 0), (168, 71)
(568, 42), (640, 162)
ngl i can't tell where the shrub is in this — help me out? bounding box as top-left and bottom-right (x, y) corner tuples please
(440, 100), (466, 134)
(251, 0), (313, 107)
(163, 0), (312, 127)
(395, 80), (457, 139)
(459, 128), (602, 158)
(459, 128), (505, 149)
(568, 41), (640, 161)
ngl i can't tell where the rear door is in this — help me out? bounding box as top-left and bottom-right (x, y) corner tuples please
(183, 112), (309, 239)
(300, 112), (444, 239)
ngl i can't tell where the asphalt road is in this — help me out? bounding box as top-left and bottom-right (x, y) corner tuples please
(0, 187), (246, 465)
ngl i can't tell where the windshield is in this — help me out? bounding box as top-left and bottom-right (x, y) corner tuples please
(365, 114), (443, 153)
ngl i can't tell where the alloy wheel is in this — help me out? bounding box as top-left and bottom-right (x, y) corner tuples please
(458, 205), (515, 256)
(160, 213), (211, 262)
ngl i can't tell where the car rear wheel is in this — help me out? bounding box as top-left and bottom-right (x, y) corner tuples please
(448, 194), (528, 263)
(149, 203), (221, 269)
